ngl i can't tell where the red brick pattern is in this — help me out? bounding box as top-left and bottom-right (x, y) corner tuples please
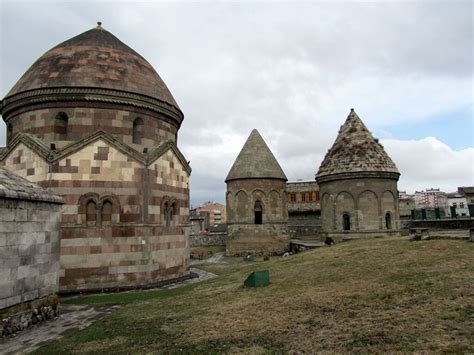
(8, 106), (177, 149)
(2, 138), (190, 292)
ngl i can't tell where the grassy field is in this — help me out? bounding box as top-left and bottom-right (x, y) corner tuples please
(37, 238), (473, 353)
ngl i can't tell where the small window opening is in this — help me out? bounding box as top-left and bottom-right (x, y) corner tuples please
(56, 112), (69, 140)
(385, 212), (392, 230)
(101, 200), (113, 227)
(343, 213), (351, 231)
(164, 201), (173, 227)
(86, 200), (97, 226)
(254, 200), (263, 225)
(133, 117), (144, 144)
(171, 202), (177, 226)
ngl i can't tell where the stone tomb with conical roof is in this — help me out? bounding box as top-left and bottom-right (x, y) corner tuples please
(225, 129), (290, 256)
(0, 25), (192, 292)
(316, 109), (400, 239)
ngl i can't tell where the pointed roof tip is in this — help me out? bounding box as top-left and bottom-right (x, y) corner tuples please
(225, 129), (287, 182)
(348, 108), (360, 118)
(249, 128), (262, 137)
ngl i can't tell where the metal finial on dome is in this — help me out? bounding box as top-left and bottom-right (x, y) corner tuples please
(97, 21), (102, 27)
(350, 108), (354, 112)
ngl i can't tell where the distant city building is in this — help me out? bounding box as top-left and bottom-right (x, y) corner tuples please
(197, 202), (226, 224)
(287, 181), (321, 237)
(414, 188), (448, 209)
(189, 208), (210, 234)
(398, 192), (415, 220)
(458, 186), (474, 205)
(398, 190), (413, 200)
(457, 186), (474, 217)
(447, 192), (469, 217)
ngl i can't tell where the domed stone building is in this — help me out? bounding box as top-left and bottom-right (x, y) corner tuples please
(316, 109), (400, 239)
(0, 24), (191, 292)
(225, 129), (289, 256)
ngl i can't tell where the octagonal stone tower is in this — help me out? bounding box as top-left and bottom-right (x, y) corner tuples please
(225, 129), (289, 256)
(316, 109), (400, 240)
(0, 24), (191, 292)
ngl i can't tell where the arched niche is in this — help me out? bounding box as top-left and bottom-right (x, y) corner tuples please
(235, 190), (249, 223)
(321, 193), (335, 231)
(254, 200), (263, 224)
(268, 190), (280, 220)
(358, 190), (379, 230)
(335, 191), (355, 231)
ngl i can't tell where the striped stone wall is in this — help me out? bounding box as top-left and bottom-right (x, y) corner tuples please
(1, 134), (190, 292)
(7, 104), (177, 149)
(59, 226), (188, 292)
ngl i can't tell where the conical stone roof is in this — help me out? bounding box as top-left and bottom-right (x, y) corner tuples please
(4, 24), (179, 110)
(317, 109), (399, 179)
(225, 129), (287, 182)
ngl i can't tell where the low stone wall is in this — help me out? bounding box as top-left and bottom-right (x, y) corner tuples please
(400, 218), (412, 229)
(0, 293), (59, 337)
(226, 224), (290, 256)
(0, 198), (63, 310)
(324, 230), (401, 241)
(288, 224), (320, 238)
(189, 233), (227, 247)
(410, 218), (473, 230)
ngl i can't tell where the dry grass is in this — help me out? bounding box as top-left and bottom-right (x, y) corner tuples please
(36, 237), (474, 354)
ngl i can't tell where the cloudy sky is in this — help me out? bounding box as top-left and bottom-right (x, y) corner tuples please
(0, 0), (472, 206)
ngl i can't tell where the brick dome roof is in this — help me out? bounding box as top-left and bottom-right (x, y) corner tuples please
(4, 24), (180, 110)
(316, 109), (399, 179)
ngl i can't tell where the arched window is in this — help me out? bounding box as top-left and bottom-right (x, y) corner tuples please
(7, 123), (12, 144)
(132, 117), (144, 144)
(86, 200), (97, 226)
(254, 200), (263, 225)
(171, 202), (177, 226)
(343, 213), (351, 231)
(385, 212), (392, 230)
(163, 202), (171, 227)
(101, 200), (113, 227)
(56, 112), (69, 140)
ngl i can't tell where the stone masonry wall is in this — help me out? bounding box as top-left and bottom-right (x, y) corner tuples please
(0, 198), (62, 310)
(7, 103), (177, 150)
(190, 233), (227, 247)
(226, 224), (288, 256)
(1, 138), (190, 292)
(319, 177), (400, 237)
(226, 179), (289, 256)
(59, 226), (189, 292)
